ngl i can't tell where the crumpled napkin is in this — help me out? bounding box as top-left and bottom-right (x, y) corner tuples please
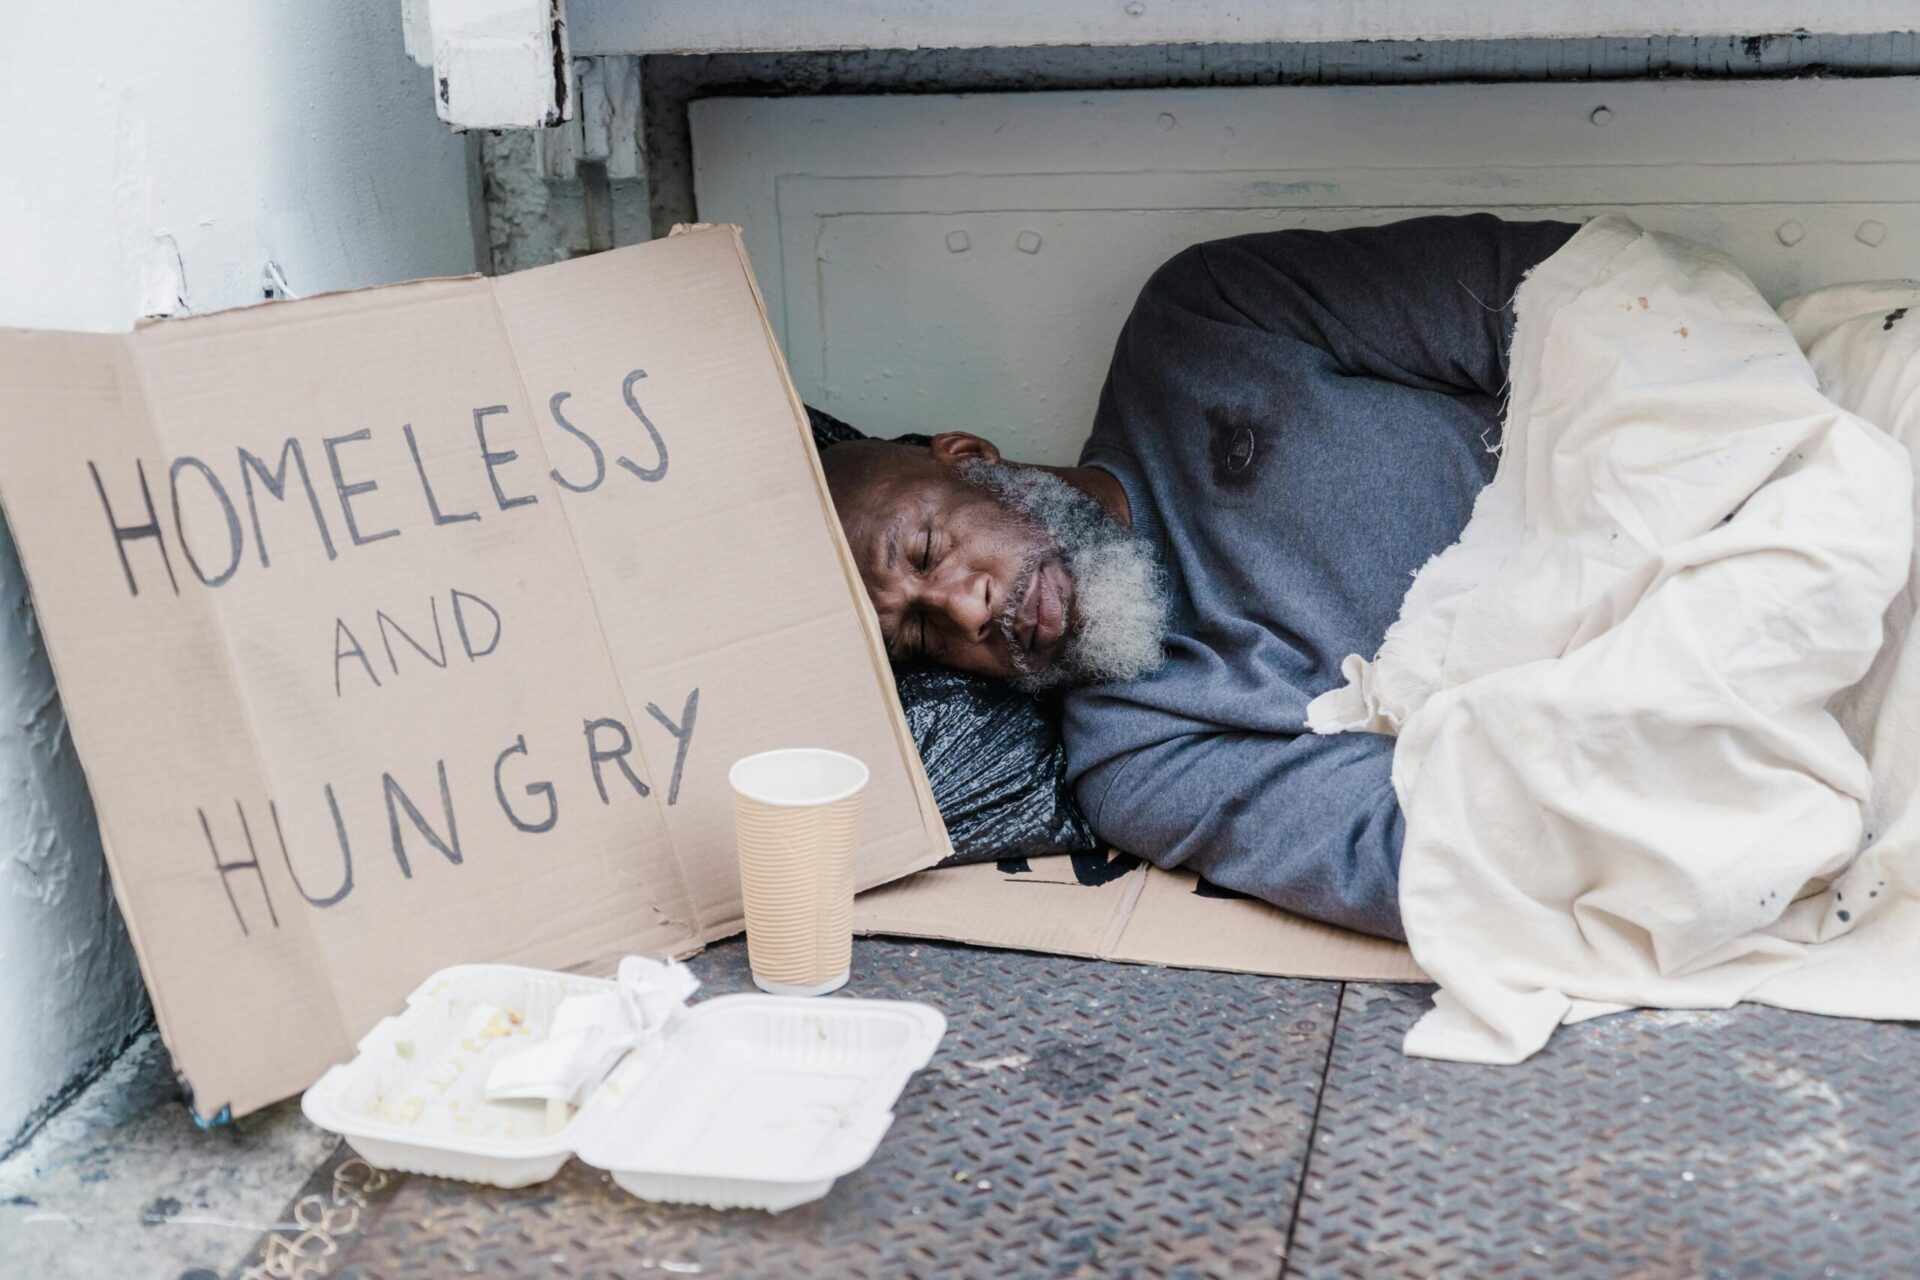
(484, 956), (699, 1106)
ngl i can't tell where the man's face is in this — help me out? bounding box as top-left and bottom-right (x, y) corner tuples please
(826, 433), (1169, 691)
(834, 443), (1073, 682)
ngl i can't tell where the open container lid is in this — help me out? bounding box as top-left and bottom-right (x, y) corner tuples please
(302, 963), (946, 1211)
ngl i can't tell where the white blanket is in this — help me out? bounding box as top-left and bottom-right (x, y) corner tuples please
(1307, 214), (1920, 1062)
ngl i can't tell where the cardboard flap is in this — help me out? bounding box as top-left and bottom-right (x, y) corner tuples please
(0, 327), (348, 1119)
(0, 228), (945, 1118)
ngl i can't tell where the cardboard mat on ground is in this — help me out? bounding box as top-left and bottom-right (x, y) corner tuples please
(0, 225), (1417, 1123)
(856, 856), (1424, 984)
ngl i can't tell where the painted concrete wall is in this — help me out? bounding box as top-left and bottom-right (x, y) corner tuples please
(0, 1), (476, 1151)
(693, 77), (1920, 464)
(639, 32), (1920, 236)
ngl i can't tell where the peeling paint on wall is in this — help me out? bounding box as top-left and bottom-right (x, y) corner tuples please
(479, 129), (648, 272)
(137, 235), (188, 320)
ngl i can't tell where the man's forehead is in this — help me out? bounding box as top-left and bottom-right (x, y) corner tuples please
(856, 468), (947, 534)
(827, 438), (933, 494)
(828, 446), (988, 575)
(848, 491), (920, 588)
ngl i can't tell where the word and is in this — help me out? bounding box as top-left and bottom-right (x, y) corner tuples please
(332, 589), (502, 697)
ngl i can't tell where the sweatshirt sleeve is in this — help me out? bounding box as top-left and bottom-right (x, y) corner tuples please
(1060, 216), (1579, 940)
(1075, 722), (1405, 940)
(1173, 213), (1579, 399)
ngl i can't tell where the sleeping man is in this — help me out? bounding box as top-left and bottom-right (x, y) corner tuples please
(822, 214), (1578, 939)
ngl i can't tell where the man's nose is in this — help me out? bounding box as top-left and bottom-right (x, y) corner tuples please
(926, 565), (994, 643)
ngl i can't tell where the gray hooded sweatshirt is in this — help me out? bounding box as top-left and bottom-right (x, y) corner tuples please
(1062, 214), (1579, 939)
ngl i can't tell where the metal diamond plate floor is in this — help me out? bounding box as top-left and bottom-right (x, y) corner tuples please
(1286, 984), (1920, 1280)
(241, 938), (1339, 1280)
(234, 941), (1920, 1280)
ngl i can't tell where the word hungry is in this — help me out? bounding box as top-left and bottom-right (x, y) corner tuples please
(201, 690), (699, 935)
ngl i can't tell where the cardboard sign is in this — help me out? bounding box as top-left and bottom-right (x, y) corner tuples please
(0, 226), (948, 1121)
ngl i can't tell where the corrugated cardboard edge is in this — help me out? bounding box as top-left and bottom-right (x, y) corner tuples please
(710, 224), (954, 885)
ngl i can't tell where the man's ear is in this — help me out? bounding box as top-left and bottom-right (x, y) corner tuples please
(928, 431), (1002, 468)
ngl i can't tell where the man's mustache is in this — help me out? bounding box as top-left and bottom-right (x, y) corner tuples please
(1000, 555), (1040, 675)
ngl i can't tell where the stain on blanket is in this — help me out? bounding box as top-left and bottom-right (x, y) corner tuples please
(1885, 307), (1908, 331)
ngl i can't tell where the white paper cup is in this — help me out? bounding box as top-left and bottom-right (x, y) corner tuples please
(729, 749), (869, 996)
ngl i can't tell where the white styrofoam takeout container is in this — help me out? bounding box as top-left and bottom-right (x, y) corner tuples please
(301, 963), (946, 1211)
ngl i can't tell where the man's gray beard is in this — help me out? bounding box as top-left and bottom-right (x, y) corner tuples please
(956, 459), (1170, 693)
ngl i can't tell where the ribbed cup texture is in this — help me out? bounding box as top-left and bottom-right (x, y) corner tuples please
(732, 791), (864, 987)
